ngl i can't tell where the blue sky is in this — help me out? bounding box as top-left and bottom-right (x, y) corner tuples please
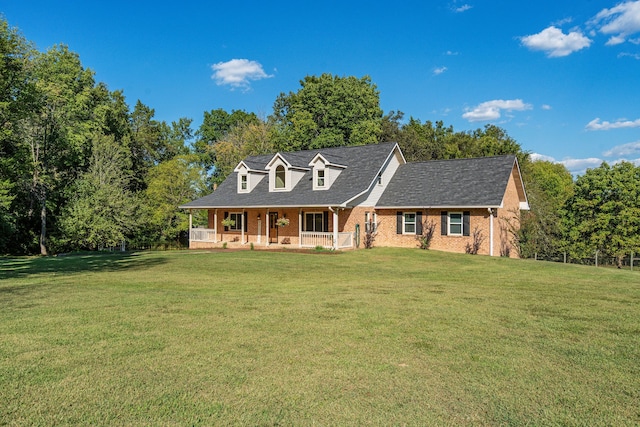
(2, 0), (639, 174)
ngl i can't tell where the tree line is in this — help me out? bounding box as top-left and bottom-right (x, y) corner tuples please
(1, 19), (639, 261)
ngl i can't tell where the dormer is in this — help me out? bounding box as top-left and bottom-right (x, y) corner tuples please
(308, 153), (347, 190)
(266, 153), (309, 192)
(234, 161), (267, 193)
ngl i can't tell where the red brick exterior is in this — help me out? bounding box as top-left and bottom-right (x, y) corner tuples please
(190, 165), (524, 257)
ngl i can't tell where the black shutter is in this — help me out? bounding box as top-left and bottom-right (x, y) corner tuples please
(441, 211), (447, 235)
(463, 211), (470, 236)
(224, 211), (229, 231)
(396, 212), (402, 234)
(244, 212), (248, 232)
(416, 211), (423, 235)
(323, 211), (329, 232)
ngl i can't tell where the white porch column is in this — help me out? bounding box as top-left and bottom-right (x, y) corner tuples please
(257, 215), (262, 244)
(214, 210), (218, 243)
(333, 208), (339, 250)
(298, 209), (302, 248)
(266, 209), (270, 246)
(241, 209), (245, 244)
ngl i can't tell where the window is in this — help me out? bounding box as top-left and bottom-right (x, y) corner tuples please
(305, 212), (326, 232)
(448, 212), (463, 235)
(228, 212), (242, 231)
(316, 169), (325, 187)
(403, 212), (416, 234)
(275, 165), (286, 189)
(240, 175), (247, 190)
(365, 211), (377, 232)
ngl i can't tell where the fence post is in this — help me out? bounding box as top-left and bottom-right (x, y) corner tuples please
(563, 252), (567, 264)
(632, 252), (635, 271)
(595, 250), (599, 268)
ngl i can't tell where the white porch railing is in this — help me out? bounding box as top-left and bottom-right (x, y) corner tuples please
(190, 228), (216, 242)
(300, 232), (353, 249)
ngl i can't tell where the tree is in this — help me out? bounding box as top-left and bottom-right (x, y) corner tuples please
(564, 161), (640, 266)
(518, 160), (573, 258)
(59, 133), (138, 250)
(194, 109), (259, 173)
(144, 155), (206, 245)
(270, 74), (383, 151)
(0, 20), (34, 253)
(22, 44), (97, 255)
(210, 120), (275, 182)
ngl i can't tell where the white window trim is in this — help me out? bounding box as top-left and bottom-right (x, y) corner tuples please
(365, 211), (377, 232)
(304, 211), (325, 232)
(239, 174), (248, 192)
(403, 212), (416, 235)
(314, 169), (326, 190)
(448, 212), (463, 236)
(228, 212), (243, 231)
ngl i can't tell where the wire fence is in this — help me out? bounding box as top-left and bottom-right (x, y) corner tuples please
(526, 251), (638, 271)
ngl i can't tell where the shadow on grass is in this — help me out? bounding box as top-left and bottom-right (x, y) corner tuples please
(0, 251), (167, 282)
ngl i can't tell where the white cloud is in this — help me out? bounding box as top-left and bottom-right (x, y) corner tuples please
(618, 51), (640, 59)
(590, 1), (640, 45)
(560, 157), (604, 175)
(453, 4), (473, 13)
(541, 104), (552, 110)
(603, 140), (640, 156)
(586, 117), (640, 130)
(530, 153), (556, 162)
(433, 66), (448, 75)
(552, 17), (574, 27)
(462, 99), (532, 122)
(520, 26), (592, 57)
(630, 37), (640, 44)
(445, 50), (459, 56)
(211, 59), (273, 90)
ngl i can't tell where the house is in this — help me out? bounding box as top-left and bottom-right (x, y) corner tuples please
(179, 142), (529, 256)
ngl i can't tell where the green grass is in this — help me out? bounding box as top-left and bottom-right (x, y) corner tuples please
(1, 249), (639, 425)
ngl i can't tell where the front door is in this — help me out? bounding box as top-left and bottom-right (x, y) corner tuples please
(269, 212), (279, 243)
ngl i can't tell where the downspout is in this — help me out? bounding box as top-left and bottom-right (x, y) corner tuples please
(328, 207), (338, 250)
(488, 208), (494, 256)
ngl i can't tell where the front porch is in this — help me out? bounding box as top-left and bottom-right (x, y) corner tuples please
(187, 207), (355, 250)
(189, 229), (353, 249)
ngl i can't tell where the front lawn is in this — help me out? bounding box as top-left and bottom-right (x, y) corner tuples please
(1, 249), (638, 425)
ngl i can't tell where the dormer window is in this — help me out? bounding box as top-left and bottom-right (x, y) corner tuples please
(317, 170), (325, 187)
(240, 175), (247, 190)
(275, 165), (286, 189)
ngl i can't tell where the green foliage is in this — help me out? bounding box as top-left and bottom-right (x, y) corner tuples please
(518, 160), (574, 258)
(271, 74), (383, 151)
(59, 133), (138, 250)
(144, 155), (206, 244)
(564, 161), (640, 264)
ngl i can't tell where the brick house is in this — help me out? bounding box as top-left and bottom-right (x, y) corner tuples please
(180, 142), (529, 256)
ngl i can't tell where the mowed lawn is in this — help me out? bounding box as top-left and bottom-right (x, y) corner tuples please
(0, 249), (638, 426)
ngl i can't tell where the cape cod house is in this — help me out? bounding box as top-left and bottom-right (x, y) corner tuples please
(180, 142), (529, 256)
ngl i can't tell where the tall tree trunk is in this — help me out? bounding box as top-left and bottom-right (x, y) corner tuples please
(40, 195), (47, 255)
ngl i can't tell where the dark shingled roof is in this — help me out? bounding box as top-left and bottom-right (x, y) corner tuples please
(376, 155), (517, 208)
(181, 142), (398, 208)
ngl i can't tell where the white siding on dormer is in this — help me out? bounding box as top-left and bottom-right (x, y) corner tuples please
(236, 164), (265, 193)
(310, 157), (343, 190)
(359, 149), (403, 206)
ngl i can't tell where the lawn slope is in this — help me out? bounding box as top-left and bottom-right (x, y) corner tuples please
(1, 249), (638, 425)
